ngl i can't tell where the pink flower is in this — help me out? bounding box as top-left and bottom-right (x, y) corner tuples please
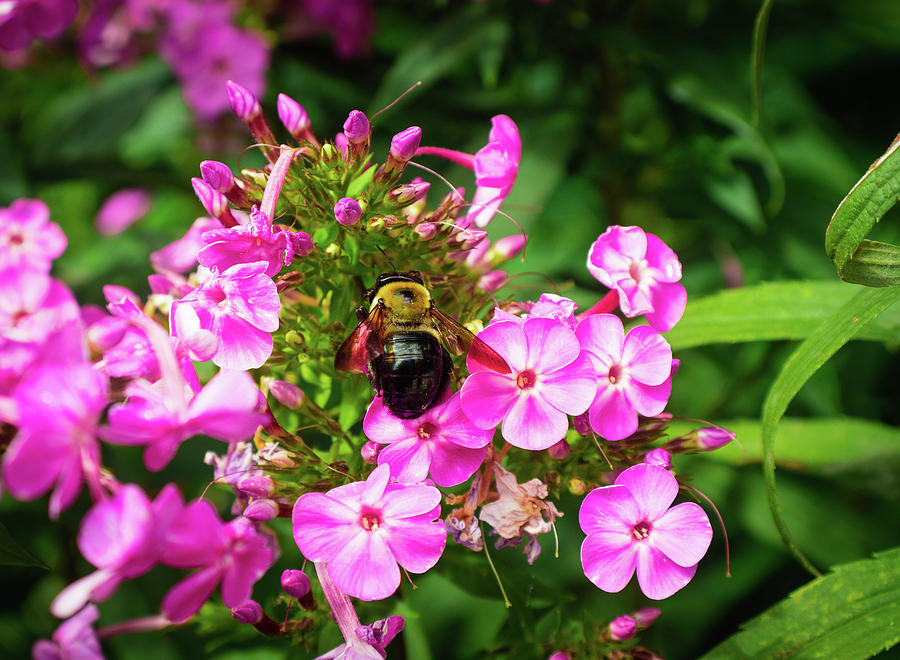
(297, 0), (375, 59)
(198, 206), (312, 277)
(608, 614), (637, 641)
(50, 484), (183, 618)
(150, 216), (221, 274)
(363, 392), (492, 487)
(292, 464), (446, 601)
(32, 605), (102, 660)
(469, 115), (521, 228)
(0, 0), (77, 53)
(490, 293), (578, 330)
(161, 504), (279, 623)
(579, 464), (713, 600)
(575, 314), (673, 441)
(460, 318), (596, 451)
(587, 225), (687, 332)
(170, 261), (280, 370)
(0, 198), (66, 272)
(101, 369), (267, 471)
(95, 188), (151, 236)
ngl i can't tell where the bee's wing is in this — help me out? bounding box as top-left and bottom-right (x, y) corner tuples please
(429, 306), (511, 374)
(334, 303), (386, 373)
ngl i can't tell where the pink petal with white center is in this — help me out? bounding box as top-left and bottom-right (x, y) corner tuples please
(292, 493), (360, 561)
(467, 320), (529, 374)
(522, 317), (580, 373)
(646, 281), (687, 332)
(578, 485), (640, 535)
(580, 530), (638, 593)
(625, 378), (671, 418)
(380, 483), (442, 520)
(652, 502), (713, 567)
(432, 393), (494, 449)
(538, 351), (597, 415)
(428, 441), (487, 487)
(377, 439), (431, 483)
(575, 314), (624, 367)
(501, 391), (568, 451)
(588, 386), (638, 441)
(162, 565), (224, 623)
(468, 183), (505, 228)
(614, 464), (678, 522)
(621, 326), (672, 386)
(645, 233), (682, 282)
(459, 371), (518, 430)
(635, 545), (697, 600)
(328, 532), (400, 601)
(384, 517), (446, 574)
(615, 277), (654, 317)
(210, 312), (273, 370)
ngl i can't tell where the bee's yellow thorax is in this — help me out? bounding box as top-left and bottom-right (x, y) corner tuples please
(372, 281), (431, 322)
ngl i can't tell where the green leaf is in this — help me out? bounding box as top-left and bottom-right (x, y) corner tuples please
(750, 0), (776, 128)
(760, 285), (900, 575)
(837, 239), (900, 286)
(826, 135), (900, 284)
(0, 521), (48, 569)
(663, 280), (900, 350)
(699, 546), (900, 660)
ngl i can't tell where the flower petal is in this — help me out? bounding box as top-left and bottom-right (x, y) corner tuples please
(210, 312), (273, 370)
(652, 502), (713, 567)
(614, 464), (678, 522)
(578, 485), (640, 535)
(646, 281), (687, 332)
(588, 385), (638, 441)
(635, 545), (697, 600)
(459, 371), (517, 430)
(538, 351), (597, 416)
(626, 378), (671, 418)
(377, 439), (432, 484)
(384, 518), (447, 574)
(522, 318), (579, 373)
(501, 391), (568, 451)
(575, 314), (624, 367)
(432, 393), (494, 449)
(363, 396), (414, 444)
(467, 321), (528, 373)
(328, 533), (400, 601)
(380, 483), (442, 520)
(162, 565), (224, 623)
(292, 493), (359, 562)
(427, 442), (487, 487)
(621, 326), (672, 386)
(581, 531), (637, 593)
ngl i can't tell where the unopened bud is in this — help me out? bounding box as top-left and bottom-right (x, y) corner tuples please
(601, 467), (625, 485)
(548, 439), (570, 460)
(478, 270), (507, 293)
(643, 448), (671, 470)
(696, 426), (736, 451)
(367, 216), (386, 232)
(243, 498), (278, 522)
(238, 475), (274, 499)
(200, 160), (234, 192)
(268, 380), (304, 408)
(277, 93), (317, 145)
(334, 198), (362, 226)
(491, 234), (528, 261)
(231, 600), (263, 624)
(608, 615), (637, 642)
(568, 478), (588, 496)
(285, 330), (305, 348)
(414, 222), (436, 240)
(191, 178), (237, 227)
(281, 569), (315, 609)
(573, 411), (592, 436)
(547, 652), (571, 660)
(388, 181), (430, 205)
(343, 110), (370, 143)
(632, 607), (661, 629)
(390, 126), (422, 161)
(226, 80), (261, 121)
(321, 143), (338, 162)
(287, 230), (313, 257)
(325, 243), (341, 258)
(361, 441), (382, 465)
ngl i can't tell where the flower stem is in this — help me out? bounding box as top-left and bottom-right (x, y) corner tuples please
(414, 146), (476, 170)
(575, 290), (619, 320)
(97, 615), (171, 640)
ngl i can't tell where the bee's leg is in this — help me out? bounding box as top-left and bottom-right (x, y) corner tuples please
(355, 305), (369, 323)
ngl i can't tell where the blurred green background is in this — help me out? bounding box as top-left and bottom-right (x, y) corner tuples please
(2, 0), (900, 658)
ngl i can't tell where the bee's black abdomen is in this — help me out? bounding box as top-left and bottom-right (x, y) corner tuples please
(372, 333), (448, 419)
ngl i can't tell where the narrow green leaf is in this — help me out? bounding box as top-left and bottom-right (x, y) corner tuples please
(0, 521), (48, 569)
(700, 547), (900, 660)
(760, 285), (900, 575)
(750, 0), (776, 128)
(837, 239), (900, 287)
(663, 280), (900, 350)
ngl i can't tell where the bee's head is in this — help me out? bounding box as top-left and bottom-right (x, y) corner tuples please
(366, 271), (424, 304)
(368, 271), (430, 319)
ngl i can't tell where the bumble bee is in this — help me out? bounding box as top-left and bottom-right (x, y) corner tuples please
(335, 271), (510, 419)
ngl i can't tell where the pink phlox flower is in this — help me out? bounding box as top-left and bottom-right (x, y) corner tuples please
(587, 225), (687, 332)
(198, 205), (311, 278)
(317, 615), (405, 660)
(1, 362), (107, 518)
(95, 188), (151, 236)
(150, 216), (221, 274)
(292, 464), (447, 601)
(50, 483), (183, 618)
(297, 0), (375, 59)
(101, 369), (267, 471)
(488, 294), (577, 330)
(363, 391), (491, 487)
(575, 314), (674, 441)
(0, 0), (77, 53)
(468, 115), (521, 228)
(170, 260), (280, 369)
(78, 0), (140, 69)
(0, 198), (67, 272)
(32, 604), (102, 660)
(460, 317), (596, 451)
(580, 463), (713, 600)
(161, 504), (279, 623)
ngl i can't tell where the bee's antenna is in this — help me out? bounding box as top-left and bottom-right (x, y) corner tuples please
(376, 245), (398, 271)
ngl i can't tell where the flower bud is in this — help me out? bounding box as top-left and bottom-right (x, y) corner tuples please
(568, 477), (588, 496)
(573, 411), (592, 436)
(343, 110), (370, 143)
(414, 222), (436, 240)
(478, 270), (507, 293)
(368, 216), (386, 232)
(388, 181), (430, 205)
(226, 81), (261, 121)
(491, 234), (528, 261)
(548, 439), (570, 460)
(277, 93), (317, 145)
(231, 600), (263, 624)
(238, 475), (274, 499)
(191, 178), (237, 227)
(608, 614), (637, 642)
(452, 228), (487, 250)
(334, 198), (362, 226)
(285, 330), (304, 348)
(361, 441), (382, 464)
(200, 160), (234, 192)
(643, 448), (671, 470)
(268, 379), (304, 408)
(632, 607), (661, 629)
(281, 569), (315, 609)
(696, 426), (736, 451)
(547, 652), (571, 660)
(243, 498), (278, 522)
(325, 243), (341, 258)
(390, 126), (422, 161)
(321, 143), (338, 162)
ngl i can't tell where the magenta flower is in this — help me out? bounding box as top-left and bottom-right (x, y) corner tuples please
(469, 115), (521, 228)
(0, 198), (67, 272)
(587, 225), (687, 332)
(198, 206), (311, 277)
(490, 293), (578, 331)
(1, 363), (107, 518)
(297, 0), (375, 59)
(363, 392), (492, 487)
(95, 188), (151, 236)
(460, 318), (596, 451)
(580, 464), (713, 600)
(608, 614), (637, 641)
(101, 369), (267, 471)
(32, 605), (102, 660)
(575, 314), (674, 441)
(161, 504), (279, 623)
(170, 261), (280, 369)
(0, 0), (77, 53)
(150, 216), (221, 274)
(50, 484), (183, 618)
(292, 464), (446, 601)
(334, 197), (362, 226)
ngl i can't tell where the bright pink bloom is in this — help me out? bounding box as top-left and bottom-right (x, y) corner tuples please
(460, 318), (596, 451)
(32, 605), (102, 660)
(363, 392), (491, 487)
(0, 0), (77, 53)
(50, 484), (182, 618)
(469, 115), (521, 228)
(0, 198), (66, 272)
(575, 314), (673, 441)
(101, 369), (267, 471)
(198, 206), (312, 277)
(1, 363), (107, 518)
(170, 261), (280, 369)
(580, 464), (713, 600)
(95, 188), (151, 236)
(587, 225), (687, 332)
(297, 0), (375, 59)
(150, 216), (220, 274)
(161, 504), (279, 623)
(292, 464), (446, 601)
(491, 293), (578, 330)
